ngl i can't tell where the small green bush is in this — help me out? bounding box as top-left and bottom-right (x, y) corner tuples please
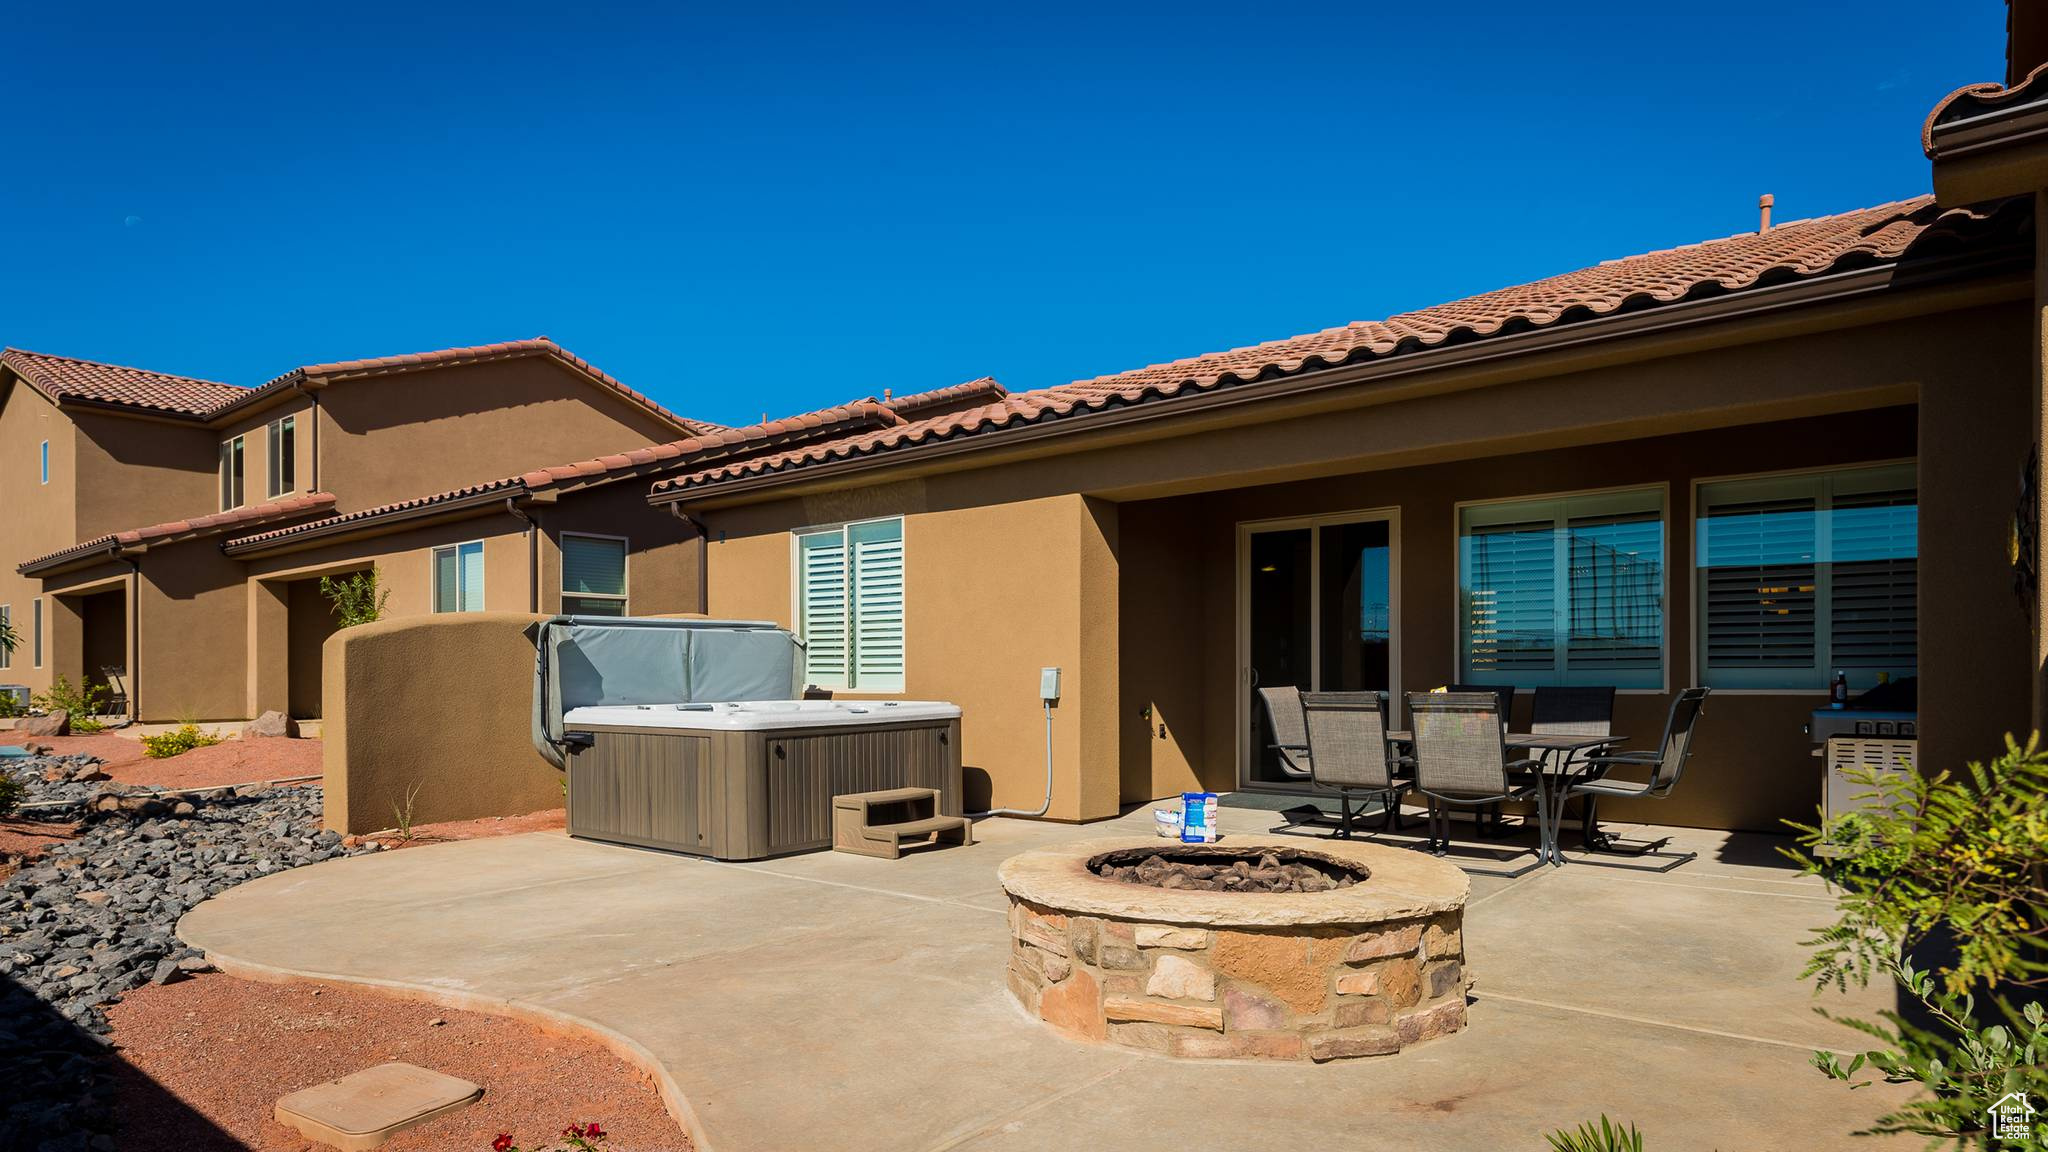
(34, 675), (109, 734)
(0, 769), (23, 819)
(140, 723), (223, 759)
(1545, 1116), (1644, 1152)
(320, 568), (389, 628)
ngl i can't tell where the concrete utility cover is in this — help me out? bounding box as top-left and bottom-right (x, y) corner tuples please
(274, 1062), (482, 1151)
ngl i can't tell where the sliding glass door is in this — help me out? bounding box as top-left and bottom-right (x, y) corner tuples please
(1239, 512), (1397, 788)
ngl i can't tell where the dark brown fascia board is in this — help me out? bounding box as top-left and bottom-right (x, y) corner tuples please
(17, 540), (133, 577)
(652, 250), (2027, 508)
(220, 487), (519, 558)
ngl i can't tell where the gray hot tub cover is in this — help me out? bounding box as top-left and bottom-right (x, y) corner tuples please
(529, 616), (803, 768)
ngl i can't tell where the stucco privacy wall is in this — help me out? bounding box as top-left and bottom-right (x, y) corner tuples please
(322, 611), (562, 834)
(706, 492), (1122, 821)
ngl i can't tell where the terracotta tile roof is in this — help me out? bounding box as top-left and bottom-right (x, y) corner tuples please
(2, 348), (246, 417)
(19, 492), (337, 574)
(653, 196), (2021, 498)
(883, 378), (1008, 419)
(218, 337), (720, 435)
(1924, 61), (2048, 158)
(221, 401), (901, 553)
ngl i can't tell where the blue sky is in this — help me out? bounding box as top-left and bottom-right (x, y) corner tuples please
(0, 1), (2008, 427)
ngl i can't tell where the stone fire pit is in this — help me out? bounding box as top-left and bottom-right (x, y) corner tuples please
(998, 837), (1469, 1062)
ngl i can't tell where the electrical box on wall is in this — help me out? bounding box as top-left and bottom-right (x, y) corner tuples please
(1039, 667), (1061, 703)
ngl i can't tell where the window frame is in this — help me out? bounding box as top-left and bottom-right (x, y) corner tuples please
(790, 515), (907, 693)
(39, 440), (49, 485)
(31, 597), (43, 668)
(0, 604), (10, 670)
(1452, 482), (1671, 693)
(219, 434), (245, 510)
(430, 540), (488, 613)
(1690, 458), (1917, 696)
(559, 531), (630, 617)
(266, 415), (297, 499)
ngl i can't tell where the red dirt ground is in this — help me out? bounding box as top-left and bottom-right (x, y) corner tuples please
(0, 816), (79, 876)
(107, 974), (688, 1152)
(366, 807), (567, 849)
(17, 733), (324, 790)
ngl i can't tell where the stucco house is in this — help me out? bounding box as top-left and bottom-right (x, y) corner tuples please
(0, 337), (989, 722)
(645, 25), (2048, 834)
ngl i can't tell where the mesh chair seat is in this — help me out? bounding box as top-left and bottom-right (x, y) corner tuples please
(1255, 686), (1314, 779)
(1300, 691), (1410, 839)
(1570, 776), (1657, 799)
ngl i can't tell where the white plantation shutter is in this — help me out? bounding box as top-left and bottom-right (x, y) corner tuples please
(1696, 464), (1915, 690)
(797, 529), (850, 688)
(1829, 480), (1917, 672)
(1463, 517), (1557, 676)
(797, 518), (906, 690)
(1460, 490), (1664, 688)
(849, 519), (905, 691)
(1566, 511), (1664, 676)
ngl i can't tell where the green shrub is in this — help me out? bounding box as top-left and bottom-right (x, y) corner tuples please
(1545, 1117), (1644, 1152)
(34, 675), (109, 734)
(140, 723), (222, 759)
(1790, 735), (2048, 1144)
(0, 769), (23, 819)
(320, 568), (389, 628)
(0, 614), (16, 662)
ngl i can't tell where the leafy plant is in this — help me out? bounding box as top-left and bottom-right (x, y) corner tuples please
(0, 691), (20, 719)
(0, 768), (23, 819)
(391, 779), (425, 842)
(1545, 1116), (1644, 1152)
(320, 568), (389, 628)
(491, 1122), (607, 1151)
(33, 675), (109, 734)
(0, 614), (16, 660)
(140, 723), (223, 759)
(1789, 735), (2048, 1145)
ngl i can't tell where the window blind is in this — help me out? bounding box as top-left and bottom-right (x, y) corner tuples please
(562, 535), (628, 616)
(795, 518), (904, 691)
(1695, 464), (1915, 690)
(1460, 490), (1663, 688)
(849, 519), (905, 689)
(797, 530), (849, 687)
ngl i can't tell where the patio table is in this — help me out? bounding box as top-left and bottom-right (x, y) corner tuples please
(1384, 730), (1621, 865)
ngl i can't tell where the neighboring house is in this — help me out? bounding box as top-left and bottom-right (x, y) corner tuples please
(651, 124), (2046, 832)
(0, 336), (964, 722)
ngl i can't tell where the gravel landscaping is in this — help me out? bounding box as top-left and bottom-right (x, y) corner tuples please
(0, 749), (370, 1150)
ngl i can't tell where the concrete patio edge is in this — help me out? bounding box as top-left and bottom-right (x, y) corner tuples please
(189, 939), (715, 1152)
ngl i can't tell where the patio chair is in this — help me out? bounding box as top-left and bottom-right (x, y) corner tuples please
(1529, 685), (1615, 739)
(100, 666), (128, 717)
(1406, 692), (1549, 877)
(1254, 685), (1313, 780)
(1299, 692), (1413, 838)
(1559, 687), (1711, 870)
(1445, 684), (1517, 835)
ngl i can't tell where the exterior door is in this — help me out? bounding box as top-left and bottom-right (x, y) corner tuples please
(1239, 512), (1398, 789)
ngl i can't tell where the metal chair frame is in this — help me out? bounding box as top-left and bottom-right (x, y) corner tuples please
(1405, 692), (1549, 877)
(1299, 691), (1413, 838)
(1556, 687), (1711, 871)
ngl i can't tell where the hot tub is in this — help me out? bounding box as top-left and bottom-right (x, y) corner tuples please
(563, 700), (963, 860)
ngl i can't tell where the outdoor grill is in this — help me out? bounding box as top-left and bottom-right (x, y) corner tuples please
(1805, 679), (1917, 843)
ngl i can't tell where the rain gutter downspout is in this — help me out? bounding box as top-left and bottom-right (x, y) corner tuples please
(506, 496), (539, 613)
(668, 503), (711, 615)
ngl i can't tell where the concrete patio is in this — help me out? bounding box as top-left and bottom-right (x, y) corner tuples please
(178, 802), (1914, 1151)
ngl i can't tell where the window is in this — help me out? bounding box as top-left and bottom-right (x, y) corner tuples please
(561, 533), (628, 616)
(794, 517), (904, 691)
(1695, 462), (1915, 692)
(1459, 488), (1665, 688)
(39, 440), (49, 485)
(266, 416), (296, 498)
(219, 435), (245, 510)
(0, 605), (10, 670)
(31, 598), (43, 668)
(432, 542), (486, 613)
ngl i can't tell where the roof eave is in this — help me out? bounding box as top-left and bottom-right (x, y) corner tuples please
(653, 248), (2026, 507)
(222, 487), (525, 557)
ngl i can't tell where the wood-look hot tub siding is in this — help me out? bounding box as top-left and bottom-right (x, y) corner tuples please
(566, 718), (963, 860)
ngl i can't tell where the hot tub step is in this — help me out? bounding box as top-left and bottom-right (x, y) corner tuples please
(834, 788), (973, 859)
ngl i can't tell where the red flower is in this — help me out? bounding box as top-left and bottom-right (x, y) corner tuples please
(492, 1136), (514, 1152)
(584, 1123), (605, 1139)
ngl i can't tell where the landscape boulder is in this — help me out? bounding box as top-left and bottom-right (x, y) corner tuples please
(242, 710), (298, 739)
(19, 711), (68, 738)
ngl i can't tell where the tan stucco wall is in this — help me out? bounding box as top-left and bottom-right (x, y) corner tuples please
(313, 358), (685, 515)
(707, 491), (1122, 820)
(0, 382), (72, 693)
(216, 397), (317, 507)
(322, 611), (561, 834)
(533, 481), (702, 616)
(692, 301), (2035, 833)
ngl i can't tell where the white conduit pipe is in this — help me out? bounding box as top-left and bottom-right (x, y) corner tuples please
(972, 698), (1054, 819)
